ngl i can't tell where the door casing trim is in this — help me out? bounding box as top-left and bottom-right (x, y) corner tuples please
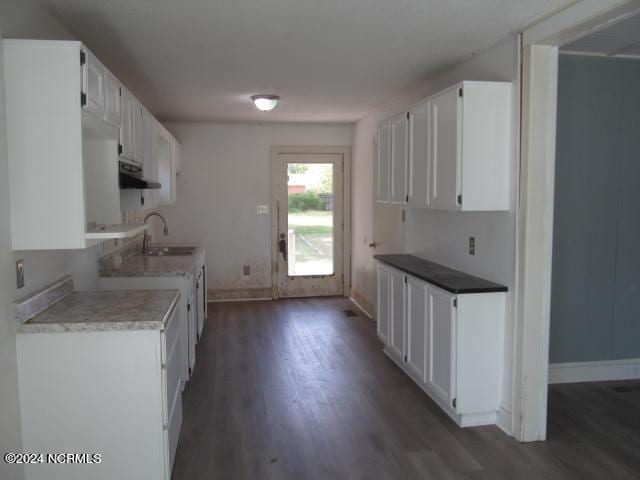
(270, 145), (352, 299)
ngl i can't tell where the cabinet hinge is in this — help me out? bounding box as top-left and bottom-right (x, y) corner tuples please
(80, 92), (87, 107)
(457, 194), (462, 205)
(406, 112), (410, 119)
(405, 194), (409, 203)
(196, 282), (199, 289)
(187, 303), (191, 312)
(404, 355), (407, 362)
(453, 298), (457, 308)
(404, 276), (407, 284)
(80, 50), (86, 65)
(188, 367), (192, 375)
(458, 87), (463, 98)
(119, 87), (122, 96)
(140, 191), (145, 206)
(452, 398), (457, 408)
(118, 144), (123, 155)
(401, 210), (406, 223)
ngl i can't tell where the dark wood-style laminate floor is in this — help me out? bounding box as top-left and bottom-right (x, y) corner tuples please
(172, 297), (640, 479)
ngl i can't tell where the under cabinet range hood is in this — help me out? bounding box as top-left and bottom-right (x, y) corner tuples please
(119, 162), (161, 189)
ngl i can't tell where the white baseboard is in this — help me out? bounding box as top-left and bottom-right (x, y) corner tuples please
(549, 358), (640, 384)
(349, 296), (373, 319)
(496, 404), (512, 436)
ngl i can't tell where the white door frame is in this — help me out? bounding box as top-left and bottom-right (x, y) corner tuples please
(513, 0), (640, 442)
(270, 145), (352, 299)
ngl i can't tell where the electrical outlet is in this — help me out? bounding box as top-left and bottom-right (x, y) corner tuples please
(16, 259), (24, 289)
(243, 265), (250, 276)
(469, 237), (476, 256)
(257, 205), (269, 214)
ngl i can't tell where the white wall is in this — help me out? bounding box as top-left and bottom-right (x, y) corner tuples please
(350, 36), (519, 422)
(0, 6), (90, 479)
(160, 123), (352, 293)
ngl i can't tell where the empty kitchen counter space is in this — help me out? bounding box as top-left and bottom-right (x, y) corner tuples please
(15, 276), (183, 480)
(99, 241), (208, 381)
(374, 254), (508, 293)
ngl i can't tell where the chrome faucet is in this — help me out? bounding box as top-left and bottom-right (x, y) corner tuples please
(142, 212), (169, 254)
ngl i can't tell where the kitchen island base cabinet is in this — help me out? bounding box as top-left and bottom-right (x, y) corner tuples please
(376, 262), (505, 427)
(16, 315), (181, 480)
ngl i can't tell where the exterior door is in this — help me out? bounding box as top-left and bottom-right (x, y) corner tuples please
(429, 286), (456, 407)
(273, 150), (347, 297)
(430, 88), (461, 210)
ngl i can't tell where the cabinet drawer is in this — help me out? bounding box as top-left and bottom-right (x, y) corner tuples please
(164, 328), (182, 423)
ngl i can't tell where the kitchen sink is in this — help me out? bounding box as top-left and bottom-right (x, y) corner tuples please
(136, 246), (197, 257)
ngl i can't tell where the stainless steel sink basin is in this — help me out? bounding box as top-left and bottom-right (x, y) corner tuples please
(136, 246), (197, 257)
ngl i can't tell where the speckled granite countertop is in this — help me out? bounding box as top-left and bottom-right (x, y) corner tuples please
(100, 243), (203, 278)
(18, 289), (181, 334)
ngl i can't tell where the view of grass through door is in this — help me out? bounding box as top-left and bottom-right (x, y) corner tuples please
(287, 163), (334, 276)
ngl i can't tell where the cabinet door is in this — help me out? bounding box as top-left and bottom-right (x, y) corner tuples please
(428, 286), (456, 408)
(132, 97), (143, 166)
(141, 108), (156, 208)
(187, 291), (196, 373)
(104, 70), (122, 128)
(377, 121), (391, 203)
(388, 269), (406, 361)
(390, 113), (408, 204)
(406, 276), (428, 382)
(409, 101), (430, 208)
(430, 88), (461, 210)
(196, 271), (205, 340)
(120, 88), (135, 161)
(376, 264), (390, 344)
(83, 49), (105, 118)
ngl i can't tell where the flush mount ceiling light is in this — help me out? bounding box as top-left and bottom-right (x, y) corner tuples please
(251, 94), (280, 112)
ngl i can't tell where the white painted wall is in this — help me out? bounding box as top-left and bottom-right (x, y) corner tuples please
(160, 123), (352, 293)
(350, 36), (519, 421)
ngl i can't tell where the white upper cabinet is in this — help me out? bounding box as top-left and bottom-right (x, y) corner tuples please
(376, 120), (391, 203)
(390, 113), (409, 204)
(3, 40), (147, 250)
(430, 87), (461, 210)
(82, 48), (105, 119)
(132, 96), (144, 165)
(408, 100), (430, 208)
(119, 87), (135, 162)
(378, 81), (511, 211)
(103, 70), (122, 128)
(155, 122), (179, 206)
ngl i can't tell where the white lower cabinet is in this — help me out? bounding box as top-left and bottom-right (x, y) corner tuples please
(406, 275), (428, 382)
(17, 303), (181, 480)
(376, 264), (390, 344)
(388, 268), (406, 361)
(376, 262), (505, 427)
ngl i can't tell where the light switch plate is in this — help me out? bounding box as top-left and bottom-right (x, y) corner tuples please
(257, 205), (269, 214)
(16, 259), (24, 289)
(243, 265), (250, 276)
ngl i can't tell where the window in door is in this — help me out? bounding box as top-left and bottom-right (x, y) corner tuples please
(287, 163), (334, 276)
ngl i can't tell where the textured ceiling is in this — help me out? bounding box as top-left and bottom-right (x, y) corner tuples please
(562, 12), (640, 58)
(39, 0), (573, 123)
